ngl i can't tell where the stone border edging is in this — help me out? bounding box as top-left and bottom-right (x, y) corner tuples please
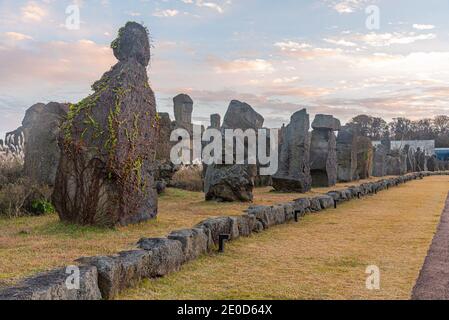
(1, 171), (448, 300)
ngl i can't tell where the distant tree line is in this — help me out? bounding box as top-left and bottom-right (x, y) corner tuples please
(346, 115), (449, 148)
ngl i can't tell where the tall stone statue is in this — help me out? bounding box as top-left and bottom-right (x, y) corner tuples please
(210, 114), (221, 129)
(404, 145), (416, 173)
(204, 100), (263, 202)
(309, 115), (341, 187)
(272, 109), (312, 192)
(355, 136), (373, 179)
(336, 125), (358, 182)
(23, 102), (69, 185)
(173, 94), (193, 131)
(52, 22), (159, 227)
(415, 148), (427, 172)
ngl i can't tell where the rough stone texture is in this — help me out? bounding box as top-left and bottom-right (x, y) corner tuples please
(336, 125), (358, 182)
(427, 155), (439, 172)
(235, 214), (257, 237)
(271, 204), (287, 224)
(282, 202), (296, 221)
(168, 228), (210, 262)
(294, 198), (311, 214)
(254, 172), (272, 188)
(78, 238), (184, 300)
(210, 114), (221, 129)
(155, 161), (179, 187)
(355, 136), (373, 180)
(312, 114), (341, 131)
(78, 249), (163, 300)
(0, 266), (101, 300)
(137, 238), (184, 276)
(309, 197), (322, 212)
(112, 22), (150, 66)
(255, 128), (274, 188)
(372, 145), (387, 177)
(195, 217), (239, 246)
(155, 112), (173, 162)
(310, 115), (340, 187)
(316, 195), (335, 209)
(386, 152), (407, 176)
(415, 148), (427, 172)
(76, 255), (126, 300)
(204, 164), (255, 202)
(155, 181), (167, 194)
(173, 94), (193, 129)
(246, 205), (275, 229)
(204, 100), (263, 202)
(404, 145), (416, 173)
(272, 109), (312, 192)
(387, 155), (401, 176)
(52, 22), (158, 227)
(22, 102), (69, 185)
(222, 100), (264, 131)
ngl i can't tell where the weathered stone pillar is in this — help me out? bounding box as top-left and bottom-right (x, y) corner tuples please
(415, 148), (427, 172)
(355, 136), (374, 179)
(173, 94), (193, 127)
(272, 109), (312, 192)
(372, 146), (387, 177)
(210, 114), (221, 129)
(403, 145), (416, 173)
(23, 102), (69, 185)
(204, 100), (263, 202)
(336, 125), (357, 182)
(309, 115), (341, 187)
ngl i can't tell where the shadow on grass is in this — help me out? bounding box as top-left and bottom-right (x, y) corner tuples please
(36, 219), (115, 238)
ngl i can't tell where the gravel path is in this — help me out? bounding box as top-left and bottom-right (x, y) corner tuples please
(412, 192), (449, 300)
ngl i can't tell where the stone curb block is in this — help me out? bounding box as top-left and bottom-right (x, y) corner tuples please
(0, 265), (101, 300)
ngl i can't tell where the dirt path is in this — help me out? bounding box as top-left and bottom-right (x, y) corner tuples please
(120, 176), (449, 300)
(412, 193), (449, 300)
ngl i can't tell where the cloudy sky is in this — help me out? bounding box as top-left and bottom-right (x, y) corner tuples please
(1, 0), (449, 138)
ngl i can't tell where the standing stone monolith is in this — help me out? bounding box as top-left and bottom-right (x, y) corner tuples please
(154, 112), (178, 193)
(155, 112), (173, 162)
(210, 114), (221, 129)
(386, 150), (407, 176)
(173, 94), (193, 131)
(415, 148), (427, 172)
(272, 109), (312, 192)
(336, 125), (357, 182)
(23, 102), (69, 185)
(355, 136), (373, 179)
(373, 136), (390, 177)
(52, 22), (158, 227)
(204, 100), (263, 202)
(222, 100), (264, 130)
(404, 145), (416, 173)
(427, 155), (438, 172)
(310, 115), (341, 187)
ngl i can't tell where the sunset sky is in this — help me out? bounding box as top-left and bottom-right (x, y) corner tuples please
(1, 0), (449, 138)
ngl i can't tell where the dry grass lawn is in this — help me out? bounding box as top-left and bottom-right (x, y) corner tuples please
(119, 176), (449, 300)
(0, 177), (386, 287)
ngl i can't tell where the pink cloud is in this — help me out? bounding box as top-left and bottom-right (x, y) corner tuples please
(0, 39), (116, 87)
